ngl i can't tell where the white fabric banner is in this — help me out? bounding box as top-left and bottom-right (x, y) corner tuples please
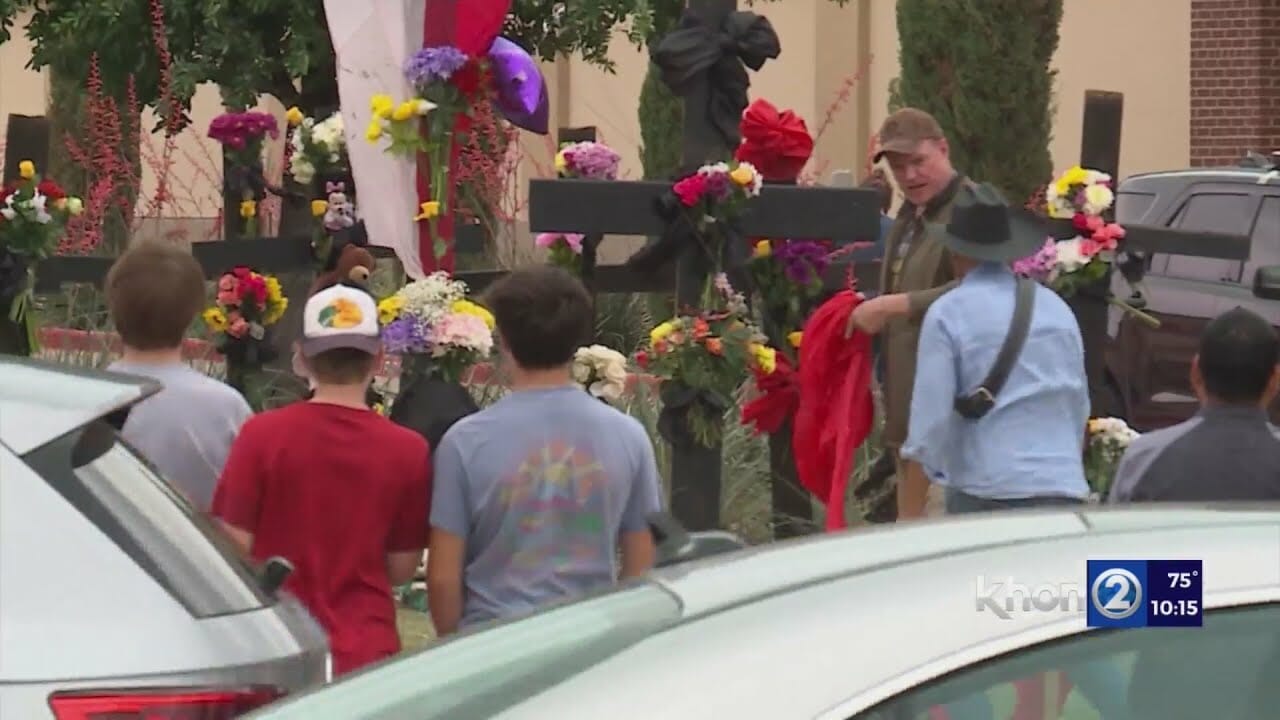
(324, 0), (427, 279)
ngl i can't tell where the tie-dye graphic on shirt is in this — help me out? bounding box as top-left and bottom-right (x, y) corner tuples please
(429, 386), (665, 627)
(497, 439), (609, 576)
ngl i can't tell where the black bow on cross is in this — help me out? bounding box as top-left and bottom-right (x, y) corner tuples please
(651, 8), (781, 151)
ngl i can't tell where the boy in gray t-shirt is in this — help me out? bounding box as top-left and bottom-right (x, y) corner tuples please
(428, 267), (662, 635)
(103, 242), (252, 510)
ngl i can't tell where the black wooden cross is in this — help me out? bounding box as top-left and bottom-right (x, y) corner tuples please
(527, 0), (883, 534)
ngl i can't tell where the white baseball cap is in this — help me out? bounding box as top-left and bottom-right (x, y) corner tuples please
(300, 284), (381, 357)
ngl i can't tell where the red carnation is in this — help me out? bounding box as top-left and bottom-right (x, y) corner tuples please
(451, 60), (485, 98)
(674, 174), (708, 207)
(37, 179), (65, 200)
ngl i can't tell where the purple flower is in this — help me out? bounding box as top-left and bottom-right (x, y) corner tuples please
(703, 171), (732, 200)
(382, 316), (427, 354)
(560, 142), (621, 180)
(1013, 238), (1057, 282)
(404, 46), (469, 87)
(773, 240), (830, 284)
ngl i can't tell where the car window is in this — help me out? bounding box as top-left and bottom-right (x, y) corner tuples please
(854, 603), (1280, 720)
(21, 420), (269, 617)
(251, 583), (682, 720)
(1115, 191), (1157, 223)
(1244, 197), (1280, 277)
(1148, 193), (1255, 284)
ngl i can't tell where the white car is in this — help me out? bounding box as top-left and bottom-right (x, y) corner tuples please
(249, 505), (1280, 720)
(0, 356), (329, 718)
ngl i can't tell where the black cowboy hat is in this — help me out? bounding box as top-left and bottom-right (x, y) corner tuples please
(927, 182), (1045, 263)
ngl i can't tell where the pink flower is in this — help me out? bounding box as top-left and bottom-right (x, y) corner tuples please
(1079, 238), (1102, 258)
(674, 174), (708, 207)
(535, 232), (585, 253)
(216, 290), (240, 307)
(227, 315), (249, 338)
(1092, 222), (1125, 251)
(1012, 238), (1058, 282)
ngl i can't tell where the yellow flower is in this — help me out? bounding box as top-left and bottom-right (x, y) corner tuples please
(1087, 418), (1101, 435)
(265, 275), (284, 303)
(1060, 165), (1088, 187)
(1083, 183), (1114, 212)
(391, 101), (417, 122)
(377, 296), (405, 324)
(415, 200), (441, 221)
(264, 296), (288, 325)
(202, 307), (228, 332)
(729, 164), (756, 187)
(17, 160), (34, 179)
(753, 240), (771, 259)
(239, 200), (256, 219)
(554, 150), (568, 174)
(452, 299), (495, 330)
(787, 331), (803, 348)
(365, 120), (383, 142)
(66, 197), (83, 215)
(650, 321), (677, 345)
(285, 106), (305, 127)
(370, 94), (394, 118)
(373, 402), (386, 416)
(311, 199), (329, 217)
(749, 343), (777, 375)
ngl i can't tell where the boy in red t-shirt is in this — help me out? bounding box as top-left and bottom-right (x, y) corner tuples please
(212, 284), (430, 676)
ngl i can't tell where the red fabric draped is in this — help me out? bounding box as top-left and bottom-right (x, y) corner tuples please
(416, 0), (509, 273)
(793, 291), (875, 530)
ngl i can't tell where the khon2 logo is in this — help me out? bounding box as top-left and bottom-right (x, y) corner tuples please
(1090, 566), (1143, 621)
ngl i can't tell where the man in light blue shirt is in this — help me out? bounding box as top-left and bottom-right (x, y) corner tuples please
(901, 182), (1091, 513)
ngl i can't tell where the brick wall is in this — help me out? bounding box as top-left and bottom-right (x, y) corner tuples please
(1189, 0), (1280, 167)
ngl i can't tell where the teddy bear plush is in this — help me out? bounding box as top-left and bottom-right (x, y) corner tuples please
(309, 243), (376, 296)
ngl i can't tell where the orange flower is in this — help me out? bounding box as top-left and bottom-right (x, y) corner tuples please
(692, 317), (710, 339)
(705, 337), (723, 355)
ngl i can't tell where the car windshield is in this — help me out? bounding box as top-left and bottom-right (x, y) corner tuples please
(252, 583), (682, 720)
(23, 420), (268, 617)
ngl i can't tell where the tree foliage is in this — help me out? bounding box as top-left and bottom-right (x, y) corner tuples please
(891, 0), (1063, 203)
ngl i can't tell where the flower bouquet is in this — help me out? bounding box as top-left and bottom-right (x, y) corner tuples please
(208, 111), (281, 237)
(535, 232), (584, 274)
(202, 266), (289, 407)
(0, 160), (84, 355)
(555, 141), (621, 180)
(1085, 416), (1140, 499)
(637, 274), (765, 448)
(572, 344), (629, 403)
(675, 161), (764, 232)
(748, 238), (830, 350)
(1014, 165), (1159, 328)
(286, 108), (348, 189)
(376, 271), (495, 383)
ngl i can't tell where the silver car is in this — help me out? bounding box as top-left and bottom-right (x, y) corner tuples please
(248, 506), (1280, 719)
(0, 356), (329, 719)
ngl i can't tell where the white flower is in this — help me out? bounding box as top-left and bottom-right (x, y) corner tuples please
(396, 272), (468, 323)
(290, 154), (316, 184)
(415, 100), (436, 116)
(699, 161), (730, 176)
(0, 208), (14, 221)
(572, 344), (628, 401)
(1053, 238), (1087, 273)
(65, 197), (83, 215)
(1084, 170), (1111, 185)
(1082, 184), (1114, 216)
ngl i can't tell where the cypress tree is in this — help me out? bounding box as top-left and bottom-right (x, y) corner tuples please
(891, 0), (1064, 203)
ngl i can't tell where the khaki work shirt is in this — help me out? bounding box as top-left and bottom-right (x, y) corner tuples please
(878, 175), (968, 448)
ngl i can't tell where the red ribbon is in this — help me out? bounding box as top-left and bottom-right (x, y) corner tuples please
(734, 98), (815, 182)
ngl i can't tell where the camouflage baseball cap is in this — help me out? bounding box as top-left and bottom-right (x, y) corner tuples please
(874, 108), (944, 162)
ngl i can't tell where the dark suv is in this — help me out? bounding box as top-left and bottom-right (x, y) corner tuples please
(1108, 153), (1280, 430)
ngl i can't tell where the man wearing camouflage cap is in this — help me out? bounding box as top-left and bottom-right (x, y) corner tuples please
(847, 108), (969, 519)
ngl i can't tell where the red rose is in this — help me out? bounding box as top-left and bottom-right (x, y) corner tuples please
(37, 180), (65, 200)
(635, 350), (649, 368)
(1072, 212), (1092, 232)
(674, 174), (708, 207)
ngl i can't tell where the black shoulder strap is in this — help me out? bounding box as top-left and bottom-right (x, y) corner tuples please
(953, 276), (1037, 419)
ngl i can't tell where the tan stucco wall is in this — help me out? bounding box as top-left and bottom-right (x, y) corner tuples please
(0, 0), (1192, 227)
